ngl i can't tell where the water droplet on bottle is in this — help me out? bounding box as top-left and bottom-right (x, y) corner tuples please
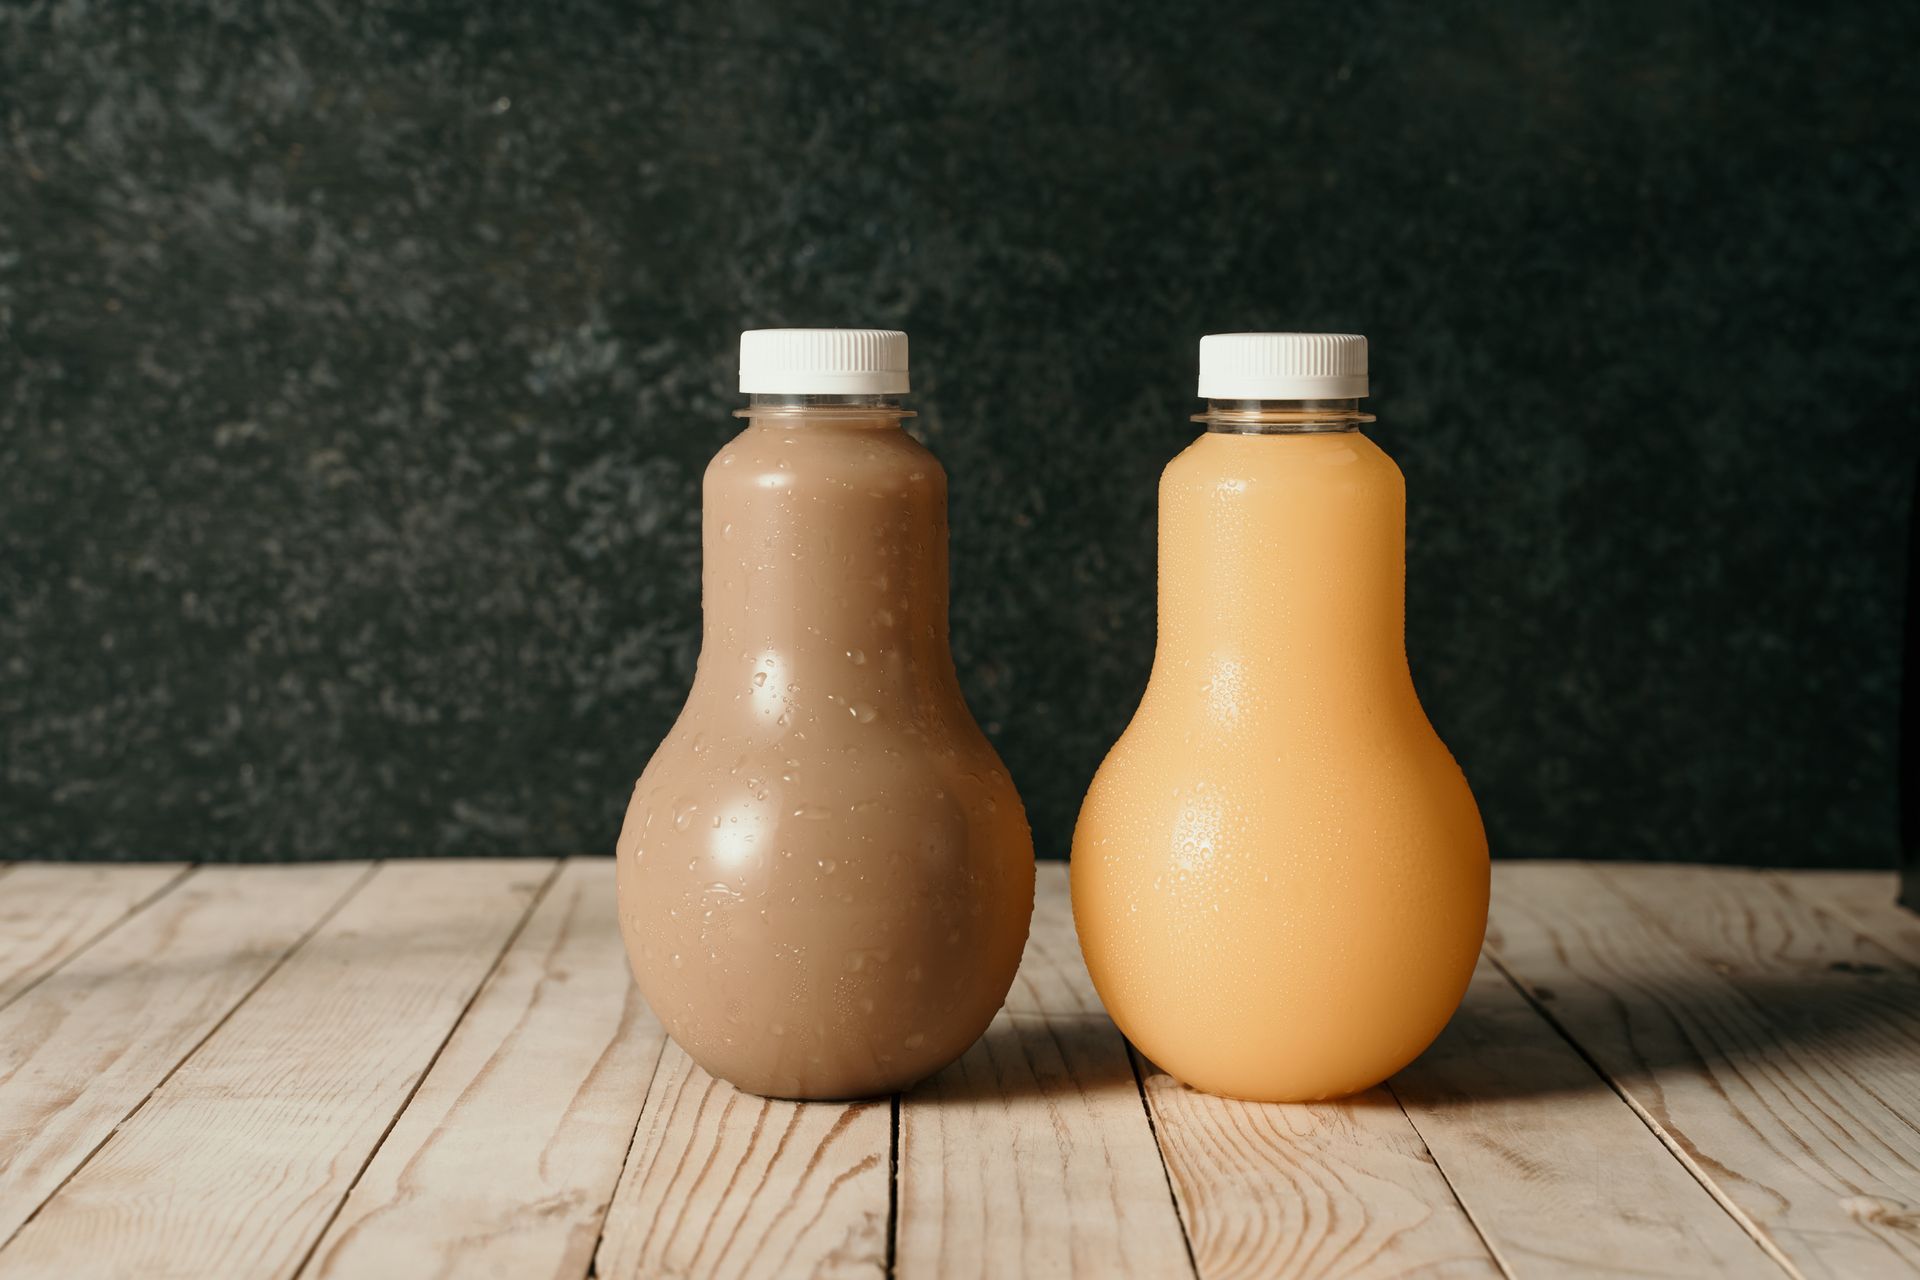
(850, 702), (877, 723)
(670, 953), (684, 969)
(904, 1031), (926, 1049)
(752, 671), (768, 687)
(846, 647), (866, 665)
(818, 858), (837, 873)
(792, 803), (830, 820)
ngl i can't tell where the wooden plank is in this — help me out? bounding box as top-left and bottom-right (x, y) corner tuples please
(0, 862), (191, 1009)
(1625, 865), (1920, 1090)
(1391, 955), (1783, 1277)
(0, 859), (552, 1279)
(896, 864), (1192, 1279)
(1777, 871), (1920, 969)
(302, 858), (667, 1280)
(0, 863), (367, 1251)
(1489, 861), (1920, 1278)
(594, 1043), (891, 1280)
(1142, 1068), (1497, 1280)
(1604, 863), (1920, 1135)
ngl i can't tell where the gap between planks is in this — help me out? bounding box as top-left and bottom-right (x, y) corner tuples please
(0, 862), (377, 1252)
(286, 859), (568, 1278)
(0, 861), (196, 1013)
(1128, 1047), (1203, 1279)
(0, 859), (556, 1277)
(298, 858), (670, 1280)
(7, 861), (1914, 1280)
(1442, 950), (1787, 1277)
(1489, 862), (1920, 1279)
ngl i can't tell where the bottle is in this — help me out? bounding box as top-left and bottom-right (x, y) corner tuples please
(617, 329), (1035, 1101)
(1070, 332), (1488, 1103)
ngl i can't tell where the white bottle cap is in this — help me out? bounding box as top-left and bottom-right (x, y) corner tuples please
(1197, 332), (1368, 400)
(738, 328), (910, 395)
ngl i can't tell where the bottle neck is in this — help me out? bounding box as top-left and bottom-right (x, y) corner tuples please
(734, 393), (914, 424)
(703, 391), (954, 703)
(1192, 398), (1374, 435)
(1150, 424), (1409, 706)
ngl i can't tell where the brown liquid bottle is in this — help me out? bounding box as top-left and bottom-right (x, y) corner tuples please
(616, 329), (1035, 1100)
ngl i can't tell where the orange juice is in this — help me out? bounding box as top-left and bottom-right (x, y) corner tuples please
(1071, 333), (1487, 1103)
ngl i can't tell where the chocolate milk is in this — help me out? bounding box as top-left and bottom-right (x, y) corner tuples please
(616, 329), (1035, 1100)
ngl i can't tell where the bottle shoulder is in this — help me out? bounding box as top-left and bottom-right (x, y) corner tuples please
(1163, 430), (1403, 492)
(708, 421), (946, 492)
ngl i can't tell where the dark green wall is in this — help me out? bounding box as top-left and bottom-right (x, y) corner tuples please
(3, 1), (1914, 864)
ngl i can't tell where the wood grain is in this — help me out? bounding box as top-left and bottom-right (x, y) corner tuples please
(1490, 861), (1920, 1278)
(0, 859), (551, 1280)
(1605, 865), (1920, 1120)
(5, 859), (1908, 1277)
(1776, 871), (1920, 969)
(0, 863), (367, 1250)
(0, 862), (190, 1009)
(595, 1042), (891, 1280)
(1391, 955), (1782, 1277)
(301, 858), (667, 1280)
(896, 864), (1192, 1279)
(1143, 1068), (1496, 1279)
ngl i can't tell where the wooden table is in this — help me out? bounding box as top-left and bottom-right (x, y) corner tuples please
(0, 859), (1915, 1278)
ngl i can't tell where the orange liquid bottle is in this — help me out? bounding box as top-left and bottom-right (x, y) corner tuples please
(1071, 333), (1487, 1103)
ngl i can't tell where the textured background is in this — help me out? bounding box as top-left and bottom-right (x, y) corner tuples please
(3, 1), (1915, 864)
